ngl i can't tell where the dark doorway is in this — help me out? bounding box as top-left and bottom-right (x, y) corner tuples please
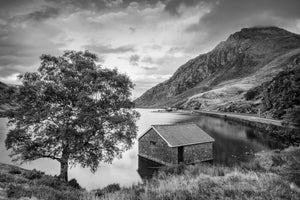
(178, 146), (184, 163)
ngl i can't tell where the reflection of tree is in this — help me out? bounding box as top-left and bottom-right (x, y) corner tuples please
(245, 129), (257, 140)
(245, 128), (283, 149)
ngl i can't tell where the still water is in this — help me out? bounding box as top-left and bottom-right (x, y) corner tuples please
(0, 109), (282, 190)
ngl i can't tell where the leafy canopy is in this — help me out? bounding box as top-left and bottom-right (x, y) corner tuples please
(4, 50), (139, 172)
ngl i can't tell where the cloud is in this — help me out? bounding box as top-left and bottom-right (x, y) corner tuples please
(129, 54), (157, 70)
(0, 73), (21, 85)
(132, 74), (172, 98)
(0, 15), (65, 80)
(129, 27), (136, 33)
(141, 56), (154, 64)
(129, 54), (140, 65)
(176, 0), (300, 55)
(24, 6), (60, 21)
(83, 44), (135, 54)
(140, 66), (157, 70)
(164, 0), (206, 15)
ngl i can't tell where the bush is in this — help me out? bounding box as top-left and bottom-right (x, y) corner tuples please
(0, 172), (15, 183)
(68, 178), (81, 189)
(244, 88), (259, 100)
(8, 168), (22, 175)
(7, 184), (31, 199)
(35, 176), (63, 190)
(95, 183), (121, 197)
(23, 169), (44, 180)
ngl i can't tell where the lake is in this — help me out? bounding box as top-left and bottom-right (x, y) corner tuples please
(0, 109), (282, 190)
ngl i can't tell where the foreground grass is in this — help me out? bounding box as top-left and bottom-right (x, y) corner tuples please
(0, 163), (83, 200)
(90, 146), (300, 200)
(0, 146), (299, 200)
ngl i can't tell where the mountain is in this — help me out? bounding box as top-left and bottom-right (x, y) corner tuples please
(135, 27), (300, 110)
(0, 81), (7, 90)
(0, 81), (8, 111)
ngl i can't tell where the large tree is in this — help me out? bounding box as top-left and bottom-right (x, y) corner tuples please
(3, 51), (139, 182)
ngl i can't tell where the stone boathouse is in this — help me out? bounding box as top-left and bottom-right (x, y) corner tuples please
(138, 123), (215, 165)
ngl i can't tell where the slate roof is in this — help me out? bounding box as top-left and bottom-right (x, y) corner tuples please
(139, 123), (214, 147)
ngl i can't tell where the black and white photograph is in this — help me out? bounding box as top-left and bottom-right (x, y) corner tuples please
(0, 0), (299, 199)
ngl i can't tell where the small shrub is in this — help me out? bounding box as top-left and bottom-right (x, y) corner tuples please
(240, 160), (263, 171)
(68, 178), (81, 189)
(0, 172), (15, 183)
(35, 176), (63, 190)
(244, 88), (259, 100)
(7, 184), (31, 198)
(103, 183), (121, 193)
(131, 185), (145, 197)
(95, 183), (121, 197)
(8, 168), (22, 175)
(23, 169), (44, 180)
(271, 154), (285, 167)
(224, 188), (236, 198)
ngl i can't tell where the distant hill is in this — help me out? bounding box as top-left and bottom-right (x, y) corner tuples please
(0, 81), (8, 109)
(134, 27), (300, 111)
(0, 81), (7, 91)
(0, 81), (17, 112)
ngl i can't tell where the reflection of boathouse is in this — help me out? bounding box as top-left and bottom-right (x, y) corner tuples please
(138, 124), (215, 165)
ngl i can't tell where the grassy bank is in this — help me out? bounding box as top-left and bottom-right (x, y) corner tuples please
(0, 163), (83, 200)
(91, 146), (300, 200)
(1, 146), (299, 200)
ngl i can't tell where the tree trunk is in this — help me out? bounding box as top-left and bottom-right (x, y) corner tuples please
(60, 148), (69, 182)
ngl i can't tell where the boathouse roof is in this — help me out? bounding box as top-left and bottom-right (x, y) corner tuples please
(139, 123), (215, 147)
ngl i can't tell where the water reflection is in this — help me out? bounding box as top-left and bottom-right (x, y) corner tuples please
(186, 115), (283, 165)
(137, 156), (163, 180)
(0, 109), (284, 189)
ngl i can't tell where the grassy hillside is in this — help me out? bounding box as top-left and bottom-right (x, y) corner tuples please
(0, 163), (82, 200)
(215, 62), (300, 122)
(1, 146), (299, 200)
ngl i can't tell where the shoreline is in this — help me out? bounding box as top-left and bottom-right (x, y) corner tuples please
(138, 108), (292, 131)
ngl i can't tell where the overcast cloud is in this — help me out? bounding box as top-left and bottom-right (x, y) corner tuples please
(0, 0), (299, 97)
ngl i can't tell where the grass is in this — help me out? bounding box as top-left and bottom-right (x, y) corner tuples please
(88, 146), (300, 200)
(0, 163), (83, 200)
(0, 146), (299, 200)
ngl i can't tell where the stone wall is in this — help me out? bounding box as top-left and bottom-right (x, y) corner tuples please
(138, 128), (177, 164)
(183, 142), (213, 164)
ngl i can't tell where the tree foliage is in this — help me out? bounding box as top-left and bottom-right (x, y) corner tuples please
(3, 50), (139, 181)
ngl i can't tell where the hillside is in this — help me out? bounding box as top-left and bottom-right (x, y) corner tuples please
(0, 163), (84, 200)
(0, 82), (8, 111)
(134, 27), (300, 110)
(1, 147), (299, 200)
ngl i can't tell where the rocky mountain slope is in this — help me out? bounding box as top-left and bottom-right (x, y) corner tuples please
(0, 82), (7, 91)
(134, 27), (300, 110)
(0, 82), (8, 110)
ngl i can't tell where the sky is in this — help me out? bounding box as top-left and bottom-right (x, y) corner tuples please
(0, 0), (300, 98)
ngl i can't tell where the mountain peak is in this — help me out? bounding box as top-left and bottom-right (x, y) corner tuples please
(228, 26), (296, 41)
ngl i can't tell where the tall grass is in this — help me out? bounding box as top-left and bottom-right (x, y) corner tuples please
(89, 146), (300, 200)
(0, 146), (299, 200)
